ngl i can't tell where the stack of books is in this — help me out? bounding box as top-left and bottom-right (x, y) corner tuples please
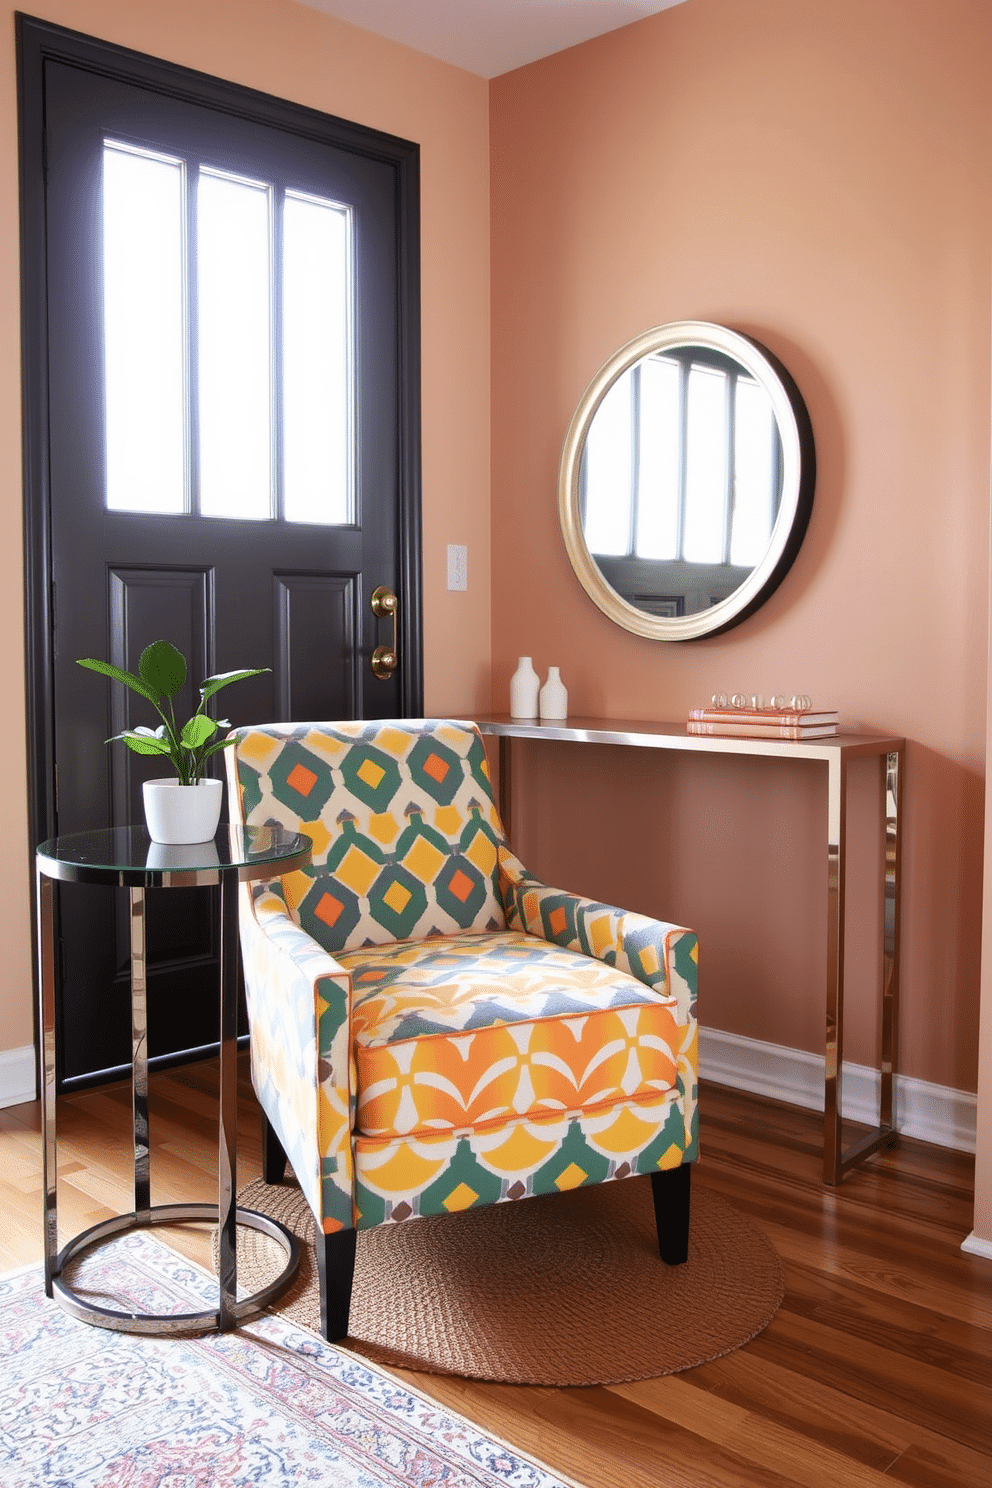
(687, 704), (839, 739)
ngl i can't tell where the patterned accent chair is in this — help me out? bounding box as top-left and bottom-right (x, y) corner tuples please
(226, 719), (698, 1341)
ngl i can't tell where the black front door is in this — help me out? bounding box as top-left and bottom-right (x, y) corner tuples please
(19, 19), (422, 1086)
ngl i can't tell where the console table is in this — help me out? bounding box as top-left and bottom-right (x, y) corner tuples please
(474, 715), (903, 1186)
(36, 824), (312, 1334)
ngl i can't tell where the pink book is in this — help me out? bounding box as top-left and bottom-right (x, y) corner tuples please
(687, 720), (839, 739)
(688, 706), (839, 727)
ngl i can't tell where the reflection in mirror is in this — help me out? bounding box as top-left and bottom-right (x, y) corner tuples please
(581, 346), (783, 618)
(559, 323), (815, 641)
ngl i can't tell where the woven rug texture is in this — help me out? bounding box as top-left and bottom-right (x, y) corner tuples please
(0, 1234), (580, 1488)
(228, 1172), (785, 1385)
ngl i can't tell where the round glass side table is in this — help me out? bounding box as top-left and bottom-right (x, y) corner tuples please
(35, 823), (313, 1336)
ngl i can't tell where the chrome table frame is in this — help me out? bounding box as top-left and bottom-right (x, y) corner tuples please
(475, 715), (904, 1186)
(35, 827), (312, 1335)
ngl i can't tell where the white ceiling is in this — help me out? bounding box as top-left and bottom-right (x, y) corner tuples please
(298, 0), (689, 79)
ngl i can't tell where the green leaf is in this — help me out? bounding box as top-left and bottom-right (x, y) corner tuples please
(199, 667), (269, 702)
(108, 730), (174, 757)
(180, 714), (217, 748)
(201, 737), (238, 759)
(139, 640), (187, 699)
(78, 658), (158, 706)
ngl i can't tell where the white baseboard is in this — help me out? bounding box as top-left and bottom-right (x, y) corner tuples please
(699, 1026), (977, 1154)
(0, 1046), (37, 1109)
(961, 1231), (992, 1260)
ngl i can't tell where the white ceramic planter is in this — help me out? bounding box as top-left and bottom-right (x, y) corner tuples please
(143, 777), (223, 845)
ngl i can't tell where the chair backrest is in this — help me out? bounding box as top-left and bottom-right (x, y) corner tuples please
(227, 719), (508, 953)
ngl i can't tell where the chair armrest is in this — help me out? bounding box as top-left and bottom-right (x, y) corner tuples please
(245, 880), (353, 1004)
(498, 847), (697, 1025)
(240, 881), (355, 1230)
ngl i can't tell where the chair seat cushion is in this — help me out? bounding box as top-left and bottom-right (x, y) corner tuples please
(340, 930), (682, 1140)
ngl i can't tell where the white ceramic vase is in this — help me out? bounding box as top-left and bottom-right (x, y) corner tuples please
(143, 777), (223, 845)
(539, 666), (568, 721)
(509, 656), (541, 719)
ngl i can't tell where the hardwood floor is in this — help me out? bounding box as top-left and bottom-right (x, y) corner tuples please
(2, 1065), (988, 1488)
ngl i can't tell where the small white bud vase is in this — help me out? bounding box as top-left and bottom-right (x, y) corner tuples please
(539, 666), (568, 721)
(509, 656), (540, 719)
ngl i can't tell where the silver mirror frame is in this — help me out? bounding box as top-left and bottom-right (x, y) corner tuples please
(558, 321), (816, 641)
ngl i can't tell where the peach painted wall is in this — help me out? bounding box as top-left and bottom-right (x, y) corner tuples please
(490, 0), (992, 1094)
(0, 0), (492, 1052)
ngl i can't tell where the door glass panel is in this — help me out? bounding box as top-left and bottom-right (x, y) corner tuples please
(102, 159), (356, 526)
(103, 142), (186, 514)
(283, 192), (353, 525)
(198, 169), (273, 520)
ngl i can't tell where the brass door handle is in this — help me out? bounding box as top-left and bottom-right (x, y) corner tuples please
(370, 586), (399, 679)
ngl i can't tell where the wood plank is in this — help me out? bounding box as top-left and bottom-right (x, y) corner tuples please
(677, 1350), (914, 1464)
(613, 1374), (903, 1486)
(748, 1307), (992, 1455)
(884, 1436), (992, 1488)
(779, 1257), (992, 1369)
(756, 1221), (992, 1331)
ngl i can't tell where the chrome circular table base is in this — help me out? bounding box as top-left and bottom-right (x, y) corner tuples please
(36, 828), (314, 1337)
(51, 1202), (301, 1336)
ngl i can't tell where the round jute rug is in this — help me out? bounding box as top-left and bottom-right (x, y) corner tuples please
(221, 1174), (784, 1386)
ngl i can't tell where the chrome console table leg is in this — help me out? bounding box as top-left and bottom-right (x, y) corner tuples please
(879, 748), (903, 1137)
(824, 753), (847, 1185)
(823, 746), (903, 1184)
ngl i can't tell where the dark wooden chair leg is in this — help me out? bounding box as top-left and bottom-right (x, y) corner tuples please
(316, 1227), (358, 1342)
(261, 1112), (288, 1185)
(650, 1163), (691, 1265)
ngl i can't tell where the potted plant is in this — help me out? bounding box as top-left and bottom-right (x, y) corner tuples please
(78, 639), (268, 844)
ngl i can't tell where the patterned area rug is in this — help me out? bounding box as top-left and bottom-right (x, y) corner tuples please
(0, 1233), (580, 1488)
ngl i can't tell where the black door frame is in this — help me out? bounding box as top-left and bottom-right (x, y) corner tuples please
(17, 12), (423, 1081)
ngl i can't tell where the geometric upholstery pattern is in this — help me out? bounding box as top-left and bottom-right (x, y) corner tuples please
(352, 1089), (690, 1230)
(347, 928), (663, 1038)
(500, 850), (697, 1003)
(498, 848), (698, 1161)
(342, 929), (682, 1139)
(232, 720), (506, 953)
(225, 719), (698, 1239)
(234, 878), (355, 1231)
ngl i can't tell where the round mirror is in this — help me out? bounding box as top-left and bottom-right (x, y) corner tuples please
(558, 321), (816, 640)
